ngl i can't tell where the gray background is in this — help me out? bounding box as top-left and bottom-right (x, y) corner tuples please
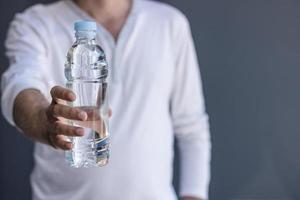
(1, 0), (300, 200)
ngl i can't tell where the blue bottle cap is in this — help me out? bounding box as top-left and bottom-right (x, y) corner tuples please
(74, 21), (97, 31)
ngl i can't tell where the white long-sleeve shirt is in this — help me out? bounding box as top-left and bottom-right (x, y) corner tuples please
(1, 0), (211, 199)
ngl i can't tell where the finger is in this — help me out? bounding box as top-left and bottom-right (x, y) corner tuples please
(83, 107), (111, 120)
(84, 107), (111, 119)
(50, 86), (76, 102)
(50, 121), (84, 137)
(52, 104), (87, 120)
(83, 107), (101, 120)
(52, 134), (73, 150)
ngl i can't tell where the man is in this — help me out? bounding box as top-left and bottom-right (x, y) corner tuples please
(1, 0), (211, 199)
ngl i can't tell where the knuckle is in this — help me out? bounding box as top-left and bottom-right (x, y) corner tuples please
(70, 108), (78, 118)
(53, 122), (61, 133)
(50, 86), (59, 96)
(52, 104), (59, 115)
(57, 105), (67, 117)
(46, 105), (55, 120)
(66, 127), (74, 135)
(67, 107), (73, 117)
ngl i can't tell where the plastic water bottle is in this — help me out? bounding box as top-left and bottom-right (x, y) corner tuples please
(64, 21), (110, 168)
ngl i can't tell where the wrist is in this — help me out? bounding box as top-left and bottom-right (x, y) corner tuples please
(14, 89), (50, 144)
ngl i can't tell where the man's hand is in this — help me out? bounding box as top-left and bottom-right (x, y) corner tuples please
(14, 86), (111, 150)
(44, 86), (88, 150)
(13, 86), (87, 150)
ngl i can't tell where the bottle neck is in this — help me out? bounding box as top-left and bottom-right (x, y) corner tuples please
(76, 37), (96, 44)
(75, 31), (96, 44)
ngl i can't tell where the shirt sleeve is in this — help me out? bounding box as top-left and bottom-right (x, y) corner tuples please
(170, 15), (211, 200)
(1, 10), (49, 126)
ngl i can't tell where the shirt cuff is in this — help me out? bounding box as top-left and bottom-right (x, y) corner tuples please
(177, 129), (211, 200)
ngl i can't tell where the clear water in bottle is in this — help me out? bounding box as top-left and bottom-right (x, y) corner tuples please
(64, 21), (109, 168)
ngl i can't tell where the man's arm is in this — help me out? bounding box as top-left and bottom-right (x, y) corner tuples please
(1, 11), (88, 149)
(2, 10), (111, 151)
(171, 14), (211, 200)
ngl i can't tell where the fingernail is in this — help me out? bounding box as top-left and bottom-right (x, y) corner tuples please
(66, 143), (72, 149)
(78, 112), (87, 120)
(68, 93), (76, 100)
(76, 129), (84, 136)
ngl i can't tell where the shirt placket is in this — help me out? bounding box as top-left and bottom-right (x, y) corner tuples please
(66, 0), (138, 84)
